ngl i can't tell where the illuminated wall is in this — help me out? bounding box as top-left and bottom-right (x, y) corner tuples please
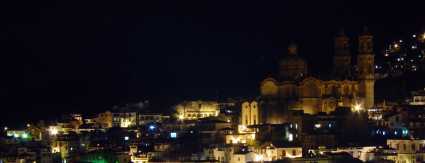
(241, 101), (259, 126)
(175, 101), (219, 120)
(225, 133), (255, 145)
(259, 32), (376, 115)
(261, 145), (302, 161)
(112, 112), (137, 128)
(96, 111), (113, 128)
(387, 139), (425, 163)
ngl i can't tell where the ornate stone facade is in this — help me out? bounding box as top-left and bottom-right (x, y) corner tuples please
(260, 29), (375, 117)
(175, 101), (220, 120)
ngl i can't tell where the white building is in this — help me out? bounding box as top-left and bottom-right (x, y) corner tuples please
(175, 101), (220, 120)
(387, 139), (425, 163)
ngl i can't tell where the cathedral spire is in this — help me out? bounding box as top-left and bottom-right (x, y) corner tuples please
(333, 28), (352, 79)
(334, 28), (350, 56)
(288, 43), (298, 55)
(358, 26), (373, 54)
(357, 27), (375, 109)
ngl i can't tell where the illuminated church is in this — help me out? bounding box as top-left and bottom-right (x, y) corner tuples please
(259, 29), (375, 117)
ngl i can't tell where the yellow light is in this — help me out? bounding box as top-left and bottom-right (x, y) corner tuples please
(52, 147), (60, 153)
(254, 154), (264, 162)
(238, 125), (247, 133)
(120, 119), (132, 128)
(394, 43), (399, 48)
(178, 114), (184, 120)
(231, 136), (241, 144)
(352, 103), (363, 112)
(49, 126), (58, 136)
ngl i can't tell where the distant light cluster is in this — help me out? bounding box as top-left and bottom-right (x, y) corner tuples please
(376, 32), (425, 77)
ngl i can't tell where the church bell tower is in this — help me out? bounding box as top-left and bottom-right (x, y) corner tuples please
(333, 29), (352, 79)
(357, 27), (375, 109)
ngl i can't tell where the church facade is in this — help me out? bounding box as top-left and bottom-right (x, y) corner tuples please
(260, 29), (375, 115)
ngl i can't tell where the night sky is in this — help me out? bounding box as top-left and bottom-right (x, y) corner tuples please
(1, 0), (424, 125)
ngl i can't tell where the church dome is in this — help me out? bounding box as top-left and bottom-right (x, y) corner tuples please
(279, 43), (308, 80)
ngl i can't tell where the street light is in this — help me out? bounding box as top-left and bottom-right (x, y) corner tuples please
(352, 103), (363, 112)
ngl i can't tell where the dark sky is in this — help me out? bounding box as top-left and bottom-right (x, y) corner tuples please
(1, 0), (424, 125)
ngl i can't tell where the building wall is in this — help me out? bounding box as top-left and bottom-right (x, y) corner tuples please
(112, 112), (137, 128)
(260, 77), (361, 115)
(241, 101), (259, 126)
(175, 101), (220, 120)
(387, 139), (425, 163)
(357, 32), (375, 109)
(96, 111), (112, 128)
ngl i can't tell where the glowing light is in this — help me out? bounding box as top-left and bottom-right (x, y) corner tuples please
(178, 115), (184, 120)
(21, 133), (28, 139)
(384, 53), (389, 57)
(52, 146), (60, 153)
(230, 136), (241, 144)
(402, 129), (409, 136)
(149, 125), (155, 130)
(288, 133), (294, 142)
(4, 126), (7, 131)
(394, 43), (399, 48)
(49, 126), (58, 136)
(13, 133), (19, 138)
(413, 34), (416, 38)
(170, 132), (177, 138)
(120, 119), (132, 128)
(352, 103), (363, 112)
(314, 124), (321, 128)
(124, 136), (129, 141)
(254, 154), (264, 162)
(251, 133), (256, 140)
(399, 40), (403, 43)
(26, 124), (31, 128)
(238, 125), (247, 133)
